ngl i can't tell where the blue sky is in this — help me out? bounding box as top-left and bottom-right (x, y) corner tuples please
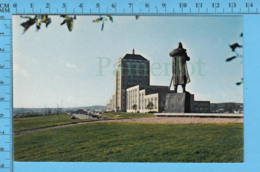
(13, 15), (243, 108)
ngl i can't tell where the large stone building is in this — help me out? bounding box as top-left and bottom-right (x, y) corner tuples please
(106, 94), (116, 112)
(126, 85), (169, 113)
(107, 50), (150, 112)
(193, 101), (211, 113)
(106, 50), (212, 113)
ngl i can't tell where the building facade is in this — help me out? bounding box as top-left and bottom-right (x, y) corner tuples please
(193, 101), (211, 113)
(106, 94), (116, 112)
(126, 85), (169, 113)
(107, 50), (150, 112)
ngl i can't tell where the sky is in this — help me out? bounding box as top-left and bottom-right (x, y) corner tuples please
(13, 15), (243, 108)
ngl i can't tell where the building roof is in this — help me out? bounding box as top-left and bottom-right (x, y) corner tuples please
(147, 85), (170, 89)
(122, 53), (148, 61)
(127, 85), (169, 91)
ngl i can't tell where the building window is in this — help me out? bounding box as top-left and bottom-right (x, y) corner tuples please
(123, 69), (128, 76)
(132, 69), (136, 76)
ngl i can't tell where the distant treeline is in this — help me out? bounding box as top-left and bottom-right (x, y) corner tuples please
(13, 105), (106, 115)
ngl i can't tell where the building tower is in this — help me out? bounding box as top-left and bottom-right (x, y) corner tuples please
(115, 49), (150, 111)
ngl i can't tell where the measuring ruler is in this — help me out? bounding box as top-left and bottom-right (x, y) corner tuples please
(0, 0), (258, 172)
(0, 1), (259, 14)
(0, 3), (13, 171)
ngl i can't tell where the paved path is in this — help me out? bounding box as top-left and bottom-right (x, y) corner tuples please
(15, 117), (243, 135)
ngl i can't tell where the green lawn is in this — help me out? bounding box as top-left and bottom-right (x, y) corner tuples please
(100, 112), (155, 119)
(13, 114), (97, 132)
(14, 123), (243, 162)
(13, 113), (155, 132)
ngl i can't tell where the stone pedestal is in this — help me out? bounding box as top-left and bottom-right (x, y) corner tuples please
(164, 92), (194, 113)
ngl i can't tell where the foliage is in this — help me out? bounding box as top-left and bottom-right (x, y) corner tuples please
(132, 104), (137, 112)
(60, 15), (76, 31)
(14, 123), (243, 162)
(147, 101), (154, 112)
(92, 15), (113, 31)
(236, 78), (243, 86)
(226, 32), (243, 85)
(20, 15), (51, 33)
(20, 15), (140, 32)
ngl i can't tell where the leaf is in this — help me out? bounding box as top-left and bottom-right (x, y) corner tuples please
(67, 18), (74, 32)
(35, 19), (41, 31)
(106, 15), (113, 22)
(226, 56), (237, 62)
(236, 78), (243, 86)
(93, 17), (103, 23)
(236, 82), (242, 86)
(101, 19), (104, 31)
(60, 15), (69, 19)
(41, 15), (47, 22)
(20, 15), (38, 33)
(229, 43), (242, 52)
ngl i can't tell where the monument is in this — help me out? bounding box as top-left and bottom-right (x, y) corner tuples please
(165, 42), (194, 113)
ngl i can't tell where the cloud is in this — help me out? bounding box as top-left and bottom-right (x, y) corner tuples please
(66, 63), (78, 69)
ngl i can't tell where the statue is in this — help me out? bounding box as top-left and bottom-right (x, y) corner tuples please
(169, 42), (190, 93)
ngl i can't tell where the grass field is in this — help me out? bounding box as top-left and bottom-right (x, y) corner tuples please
(13, 114), (97, 132)
(13, 113), (155, 132)
(14, 122), (243, 162)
